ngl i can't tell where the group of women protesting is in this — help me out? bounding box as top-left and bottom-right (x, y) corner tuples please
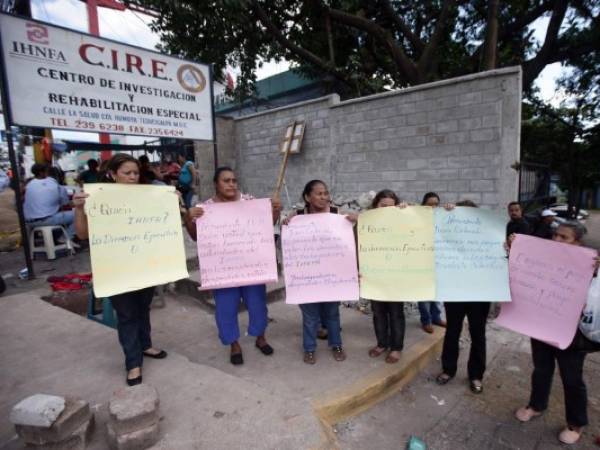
(73, 153), (599, 446)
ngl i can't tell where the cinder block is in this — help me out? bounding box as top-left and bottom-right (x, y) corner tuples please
(436, 120), (458, 133)
(109, 385), (159, 436)
(24, 416), (94, 450)
(10, 395), (66, 428)
(470, 179), (495, 192)
(106, 422), (159, 450)
(458, 91), (482, 105)
(16, 399), (91, 445)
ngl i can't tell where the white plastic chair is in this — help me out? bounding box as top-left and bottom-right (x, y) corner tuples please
(29, 225), (74, 260)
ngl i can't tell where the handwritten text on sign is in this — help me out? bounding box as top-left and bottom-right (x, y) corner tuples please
(358, 206), (435, 301)
(282, 213), (359, 304)
(435, 208), (510, 302)
(496, 235), (597, 349)
(85, 184), (188, 297)
(196, 199), (277, 289)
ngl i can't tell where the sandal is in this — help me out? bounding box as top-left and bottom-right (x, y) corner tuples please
(558, 427), (582, 445)
(469, 379), (483, 394)
(515, 406), (542, 422)
(332, 346), (346, 362)
(385, 351), (401, 364)
(435, 373), (453, 385)
(255, 342), (274, 356)
(230, 352), (244, 365)
(303, 351), (316, 365)
(368, 346), (387, 358)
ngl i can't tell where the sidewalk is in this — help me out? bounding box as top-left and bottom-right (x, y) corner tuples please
(0, 289), (443, 449)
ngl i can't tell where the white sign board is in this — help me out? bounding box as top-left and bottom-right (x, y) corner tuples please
(0, 14), (213, 141)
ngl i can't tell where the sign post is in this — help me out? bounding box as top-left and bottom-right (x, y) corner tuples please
(0, 47), (34, 278)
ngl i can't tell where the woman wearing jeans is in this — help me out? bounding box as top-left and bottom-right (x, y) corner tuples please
(73, 154), (168, 386)
(283, 180), (356, 364)
(418, 192), (447, 333)
(514, 221), (599, 445)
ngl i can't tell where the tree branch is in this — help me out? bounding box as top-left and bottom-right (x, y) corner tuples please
(522, 0), (569, 89)
(379, 0), (425, 55)
(250, 1), (353, 87)
(417, 0), (456, 81)
(327, 6), (418, 83)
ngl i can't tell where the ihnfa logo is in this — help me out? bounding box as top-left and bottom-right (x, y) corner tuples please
(26, 22), (48, 44)
(10, 21), (66, 64)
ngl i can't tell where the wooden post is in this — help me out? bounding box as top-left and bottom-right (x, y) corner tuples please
(273, 121), (295, 200)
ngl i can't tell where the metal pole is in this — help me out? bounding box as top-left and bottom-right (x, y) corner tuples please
(209, 64), (218, 170)
(0, 104), (35, 280)
(0, 14), (34, 278)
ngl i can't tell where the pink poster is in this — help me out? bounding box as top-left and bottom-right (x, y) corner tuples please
(282, 213), (359, 304)
(196, 198), (278, 290)
(496, 234), (597, 349)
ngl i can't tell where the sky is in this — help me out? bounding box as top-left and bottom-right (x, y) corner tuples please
(1, 0), (565, 142)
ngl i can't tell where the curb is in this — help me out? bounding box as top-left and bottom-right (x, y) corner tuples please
(312, 328), (444, 447)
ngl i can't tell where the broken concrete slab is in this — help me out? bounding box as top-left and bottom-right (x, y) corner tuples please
(10, 395), (66, 428)
(16, 398), (91, 445)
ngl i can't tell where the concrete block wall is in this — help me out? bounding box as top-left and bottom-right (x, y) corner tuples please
(212, 67), (521, 210)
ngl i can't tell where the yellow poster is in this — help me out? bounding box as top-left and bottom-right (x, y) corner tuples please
(84, 184), (188, 297)
(358, 206), (435, 301)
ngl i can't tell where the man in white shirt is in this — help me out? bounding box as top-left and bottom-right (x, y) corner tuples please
(23, 164), (74, 238)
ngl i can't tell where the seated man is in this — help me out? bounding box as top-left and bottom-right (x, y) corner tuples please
(24, 163), (75, 239)
(532, 209), (558, 239)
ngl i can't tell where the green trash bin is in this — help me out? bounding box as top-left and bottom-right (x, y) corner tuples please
(87, 290), (117, 329)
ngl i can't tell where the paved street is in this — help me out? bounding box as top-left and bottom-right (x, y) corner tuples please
(336, 323), (600, 450)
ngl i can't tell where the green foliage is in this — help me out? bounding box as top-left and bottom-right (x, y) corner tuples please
(139, 1), (599, 99)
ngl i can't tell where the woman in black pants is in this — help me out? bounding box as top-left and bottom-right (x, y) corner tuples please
(367, 190), (406, 364)
(515, 221), (599, 445)
(436, 200), (489, 393)
(73, 154), (167, 386)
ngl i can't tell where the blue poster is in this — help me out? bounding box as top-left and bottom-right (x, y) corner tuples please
(435, 207), (511, 302)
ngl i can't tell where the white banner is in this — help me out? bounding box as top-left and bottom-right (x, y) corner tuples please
(0, 14), (213, 141)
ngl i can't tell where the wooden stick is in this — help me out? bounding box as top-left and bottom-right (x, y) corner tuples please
(273, 121), (295, 199)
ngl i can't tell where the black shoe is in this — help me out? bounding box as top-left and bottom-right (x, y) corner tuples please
(255, 342), (274, 355)
(230, 353), (244, 365)
(469, 380), (483, 394)
(143, 349), (168, 359)
(126, 375), (142, 386)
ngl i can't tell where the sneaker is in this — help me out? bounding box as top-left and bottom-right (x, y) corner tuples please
(332, 346), (346, 362)
(303, 351), (316, 365)
(422, 324), (434, 333)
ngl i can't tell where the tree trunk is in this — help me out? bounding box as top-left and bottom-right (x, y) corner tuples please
(481, 0), (499, 70)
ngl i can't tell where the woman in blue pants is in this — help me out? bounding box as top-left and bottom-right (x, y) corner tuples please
(186, 167), (281, 365)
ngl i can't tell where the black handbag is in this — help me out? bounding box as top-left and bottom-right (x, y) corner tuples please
(568, 329), (600, 353)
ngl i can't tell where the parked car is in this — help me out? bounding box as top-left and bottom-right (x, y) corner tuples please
(549, 203), (589, 221)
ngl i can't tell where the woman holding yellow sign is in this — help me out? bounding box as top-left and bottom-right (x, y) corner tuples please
(73, 154), (168, 386)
